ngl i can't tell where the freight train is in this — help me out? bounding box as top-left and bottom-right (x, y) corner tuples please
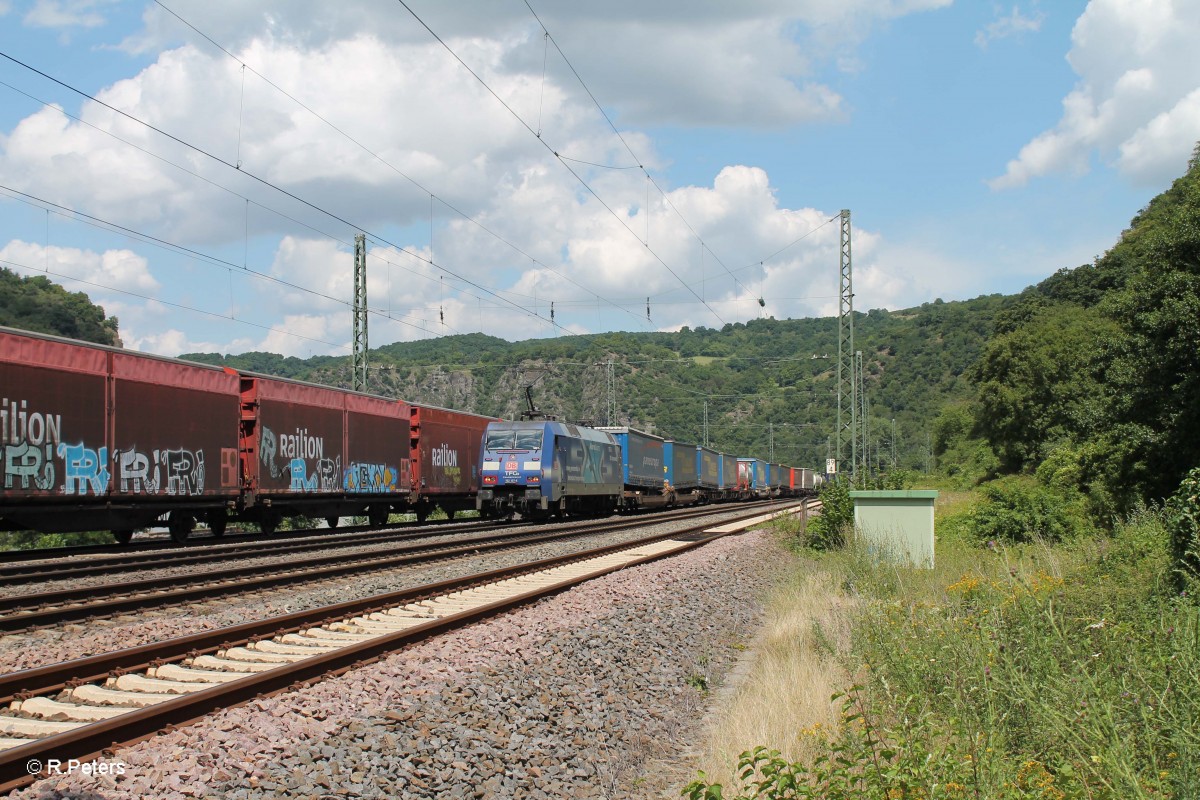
(0, 327), (493, 543)
(476, 420), (816, 519)
(0, 327), (817, 543)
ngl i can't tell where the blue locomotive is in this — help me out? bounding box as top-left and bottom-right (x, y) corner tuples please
(477, 418), (818, 520)
(477, 420), (622, 518)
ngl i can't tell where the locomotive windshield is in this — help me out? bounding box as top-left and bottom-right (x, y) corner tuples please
(484, 428), (543, 452)
(515, 429), (543, 451)
(484, 430), (514, 451)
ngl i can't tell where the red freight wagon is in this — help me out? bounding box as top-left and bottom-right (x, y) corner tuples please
(0, 327), (242, 543)
(111, 350), (241, 541)
(410, 404), (496, 521)
(238, 375), (411, 533)
(343, 392), (413, 525)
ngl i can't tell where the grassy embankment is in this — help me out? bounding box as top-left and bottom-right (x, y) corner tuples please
(685, 489), (1198, 799)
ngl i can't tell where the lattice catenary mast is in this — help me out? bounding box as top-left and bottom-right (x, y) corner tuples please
(605, 360), (616, 426)
(352, 233), (368, 393)
(835, 209), (855, 478)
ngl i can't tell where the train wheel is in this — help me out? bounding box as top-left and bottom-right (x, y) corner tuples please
(113, 529), (134, 545)
(260, 511), (281, 536)
(369, 506), (389, 527)
(445, 508), (456, 521)
(207, 513), (227, 538)
(415, 505), (430, 524)
(326, 516), (340, 529)
(168, 512), (194, 544)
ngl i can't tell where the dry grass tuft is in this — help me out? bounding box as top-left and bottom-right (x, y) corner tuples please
(689, 566), (855, 788)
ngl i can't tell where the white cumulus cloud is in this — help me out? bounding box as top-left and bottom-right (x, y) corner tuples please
(23, 0), (115, 29)
(0, 0), (966, 356)
(991, 0), (1200, 189)
(0, 239), (159, 293)
(975, 4), (1044, 49)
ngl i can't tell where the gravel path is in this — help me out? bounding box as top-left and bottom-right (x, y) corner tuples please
(12, 527), (792, 800)
(0, 506), (775, 676)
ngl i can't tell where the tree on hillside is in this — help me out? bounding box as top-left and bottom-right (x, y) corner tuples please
(1102, 143), (1200, 501)
(972, 305), (1118, 472)
(970, 141), (1200, 511)
(0, 268), (121, 346)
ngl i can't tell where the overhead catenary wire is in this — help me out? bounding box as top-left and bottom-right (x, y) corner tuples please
(556, 154), (641, 170)
(0, 78), (598, 322)
(3, 8), (839, 349)
(523, 0), (851, 316)
(521, 0), (756, 302)
(150, 0), (647, 331)
(0, 76), (442, 314)
(0, 183), (456, 336)
(392, 0), (727, 326)
(0, 256), (350, 353)
(0, 81), (474, 324)
(0, 49), (568, 337)
(744, 213), (841, 270)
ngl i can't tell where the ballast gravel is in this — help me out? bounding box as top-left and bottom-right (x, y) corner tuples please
(0, 507), (773, 675)
(11, 527), (792, 800)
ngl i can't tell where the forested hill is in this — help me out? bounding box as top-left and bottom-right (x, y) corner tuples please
(182, 130), (1196, 486)
(0, 268), (121, 346)
(970, 143), (1200, 512)
(19, 145), (1196, 485)
(184, 293), (1009, 472)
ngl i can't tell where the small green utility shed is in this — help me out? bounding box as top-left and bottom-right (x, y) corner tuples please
(848, 490), (938, 569)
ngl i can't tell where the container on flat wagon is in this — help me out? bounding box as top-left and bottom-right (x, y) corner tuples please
(737, 457), (767, 490)
(597, 427), (666, 489)
(719, 453), (738, 490)
(242, 376), (346, 497)
(697, 446), (720, 490)
(343, 393), (412, 497)
(736, 458), (753, 489)
(411, 404), (495, 498)
(797, 468), (815, 490)
(664, 440), (699, 490)
(769, 463), (787, 490)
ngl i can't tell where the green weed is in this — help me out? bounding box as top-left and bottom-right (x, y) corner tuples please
(685, 509), (1198, 799)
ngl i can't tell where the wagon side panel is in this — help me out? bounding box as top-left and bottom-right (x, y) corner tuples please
(0, 332), (107, 509)
(344, 394), (412, 497)
(110, 353), (241, 502)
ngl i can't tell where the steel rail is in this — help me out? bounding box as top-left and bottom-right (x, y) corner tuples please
(0, 499), (776, 576)
(0, 504), (800, 794)
(0, 503), (780, 632)
(0, 515), (485, 565)
(0, 520), (502, 585)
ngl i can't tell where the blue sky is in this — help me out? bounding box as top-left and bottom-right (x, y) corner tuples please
(0, 0), (1197, 358)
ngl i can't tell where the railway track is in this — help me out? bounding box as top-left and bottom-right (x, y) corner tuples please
(0, 502), (782, 633)
(0, 502), (808, 794)
(0, 515), (485, 566)
(0, 519), (501, 586)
